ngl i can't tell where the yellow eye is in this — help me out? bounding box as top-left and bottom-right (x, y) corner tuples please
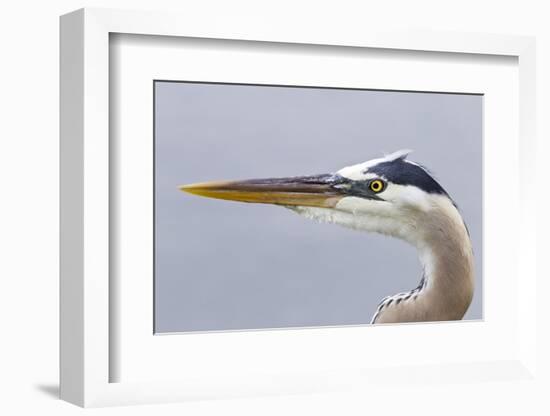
(369, 179), (385, 193)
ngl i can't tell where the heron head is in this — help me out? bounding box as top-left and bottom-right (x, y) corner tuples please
(180, 150), (454, 239)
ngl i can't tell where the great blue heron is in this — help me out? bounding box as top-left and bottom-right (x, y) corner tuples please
(180, 150), (474, 324)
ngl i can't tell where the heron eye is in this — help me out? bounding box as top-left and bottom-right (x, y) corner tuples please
(369, 179), (385, 193)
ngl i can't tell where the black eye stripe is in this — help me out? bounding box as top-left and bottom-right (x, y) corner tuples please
(366, 158), (448, 196)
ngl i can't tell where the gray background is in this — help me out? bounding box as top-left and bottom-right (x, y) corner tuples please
(154, 82), (483, 333)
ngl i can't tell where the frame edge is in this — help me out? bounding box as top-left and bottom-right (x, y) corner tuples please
(59, 8), (85, 407)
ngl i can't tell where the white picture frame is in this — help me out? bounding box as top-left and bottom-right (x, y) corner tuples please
(60, 7), (538, 408)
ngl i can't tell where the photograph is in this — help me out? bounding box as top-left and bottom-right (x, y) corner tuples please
(154, 81), (483, 333)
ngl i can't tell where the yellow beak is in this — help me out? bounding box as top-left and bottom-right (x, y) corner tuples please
(179, 175), (344, 208)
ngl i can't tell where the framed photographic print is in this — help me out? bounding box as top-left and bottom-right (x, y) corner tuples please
(60, 8), (538, 408)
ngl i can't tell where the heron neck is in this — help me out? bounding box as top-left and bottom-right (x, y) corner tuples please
(373, 200), (475, 324)
(416, 227), (475, 319)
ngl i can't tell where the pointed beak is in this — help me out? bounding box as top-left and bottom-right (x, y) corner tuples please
(179, 174), (345, 208)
